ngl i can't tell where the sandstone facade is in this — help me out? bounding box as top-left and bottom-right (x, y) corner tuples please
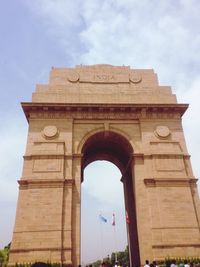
(9, 65), (200, 266)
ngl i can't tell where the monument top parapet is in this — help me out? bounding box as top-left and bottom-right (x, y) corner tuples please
(49, 64), (157, 85)
(32, 64), (177, 104)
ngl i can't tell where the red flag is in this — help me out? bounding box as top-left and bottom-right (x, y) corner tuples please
(112, 213), (115, 226)
(126, 211), (130, 224)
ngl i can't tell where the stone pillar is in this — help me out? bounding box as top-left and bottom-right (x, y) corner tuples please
(9, 118), (75, 265)
(132, 155), (153, 264)
(71, 155), (82, 266)
(123, 158), (140, 267)
(9, 179), (65, 264)
(61, 179), (73, 265)
(189, 180), (200, 231)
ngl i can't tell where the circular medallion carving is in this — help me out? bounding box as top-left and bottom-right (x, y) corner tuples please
(67, 72), (79, 82)
(129, 73), (142, 83)
(155, 126), (170, 138)
(43, 126), (58, 139)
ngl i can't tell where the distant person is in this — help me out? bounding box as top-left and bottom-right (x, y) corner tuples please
(153, 261), (158, 267)
(144, 260), (150, 267)
(170, 260), (178, 267)
(184, 260), (190, 267)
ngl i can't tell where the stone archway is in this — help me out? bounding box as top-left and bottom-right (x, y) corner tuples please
(9, 65), (200, 266)
(81, 131), (140, 267)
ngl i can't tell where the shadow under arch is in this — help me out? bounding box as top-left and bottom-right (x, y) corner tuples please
(77, 127), (133, 155)
(81, 131), (140, 267)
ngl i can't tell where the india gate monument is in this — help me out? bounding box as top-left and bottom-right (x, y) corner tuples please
(9, 65), (200, 266)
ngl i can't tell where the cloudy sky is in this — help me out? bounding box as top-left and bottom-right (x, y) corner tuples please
(0, 0), (200, 264)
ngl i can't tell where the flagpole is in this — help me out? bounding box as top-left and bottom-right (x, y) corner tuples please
(126, 211), (132, 267)
(99, 213), (104, 261)
(112, 213), (117, 263)
(99, 213), (108, 261)
(114, 224), (117, 263)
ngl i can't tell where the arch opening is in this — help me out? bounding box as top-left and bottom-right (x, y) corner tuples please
(81, 160), (127, 264)
(81, 131), (140, 267)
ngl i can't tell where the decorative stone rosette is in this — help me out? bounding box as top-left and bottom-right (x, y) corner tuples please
(129, 73), (142, 83)
(42, 125), (59, 139)
(154, 125), (171, 139)
(67, 72), (79, 82)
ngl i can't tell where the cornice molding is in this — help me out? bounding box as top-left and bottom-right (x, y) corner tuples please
(144, 178), (198, 187)
(21, 102), (188, 121)
(18, 178), (74, 189)
(152, 243), (200, 249)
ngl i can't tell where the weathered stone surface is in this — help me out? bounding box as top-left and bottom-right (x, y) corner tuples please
(9, 65), (200, 266)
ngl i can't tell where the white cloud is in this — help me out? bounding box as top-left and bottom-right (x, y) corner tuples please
(24, 0), (86, 62)
(24, 0), (200, 83)
(80, 0), (200, 77)
(25, 0), (82, 28)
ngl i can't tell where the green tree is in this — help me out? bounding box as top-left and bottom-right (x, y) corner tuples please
(92, 259), (102, 267)
(110, 246), (129, 266)
(0, 250), (5, 267)
(85, 246), (130, 267)
(0, 243), (11, 267)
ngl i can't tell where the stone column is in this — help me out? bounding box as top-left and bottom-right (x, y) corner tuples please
(133, 154), (153, 264)
(61, 179), (73, 266)
(71, 154), (82, 266)
(190, 180), (200, 231)
(123, 158), (140, 267)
